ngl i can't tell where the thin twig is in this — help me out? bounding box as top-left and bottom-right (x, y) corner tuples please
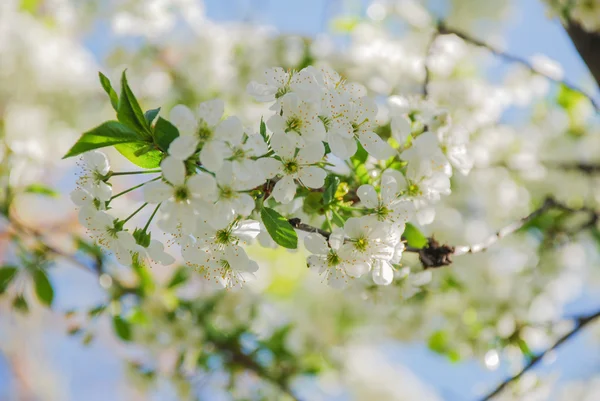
(479, 309), (600, 401)
(423, 30), (439, 97)
(437, 22), (600, 112)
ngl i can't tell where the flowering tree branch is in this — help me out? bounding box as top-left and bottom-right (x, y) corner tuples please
(480, 308), (600, 401)
(564, 22), (600, 88)
(437, 21), (600, 112)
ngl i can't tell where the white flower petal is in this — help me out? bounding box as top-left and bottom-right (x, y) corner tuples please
(298, 166), (326, 189)
(197, 99), (224, 126)
(357, 185), (379, 208)
(161, 156), (186, 186)
(304, 233), (329, 255)
(297, 141), (324, 164)
(215, 116), (244, 144)
(168, 135), (198, 160)
(143, 181), (172, 203)
(169, 105), (197, 137)
(272, 176), (296, 204)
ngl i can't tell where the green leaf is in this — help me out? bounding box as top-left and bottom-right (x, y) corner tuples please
(403, 223), (428, 248)
(63, 121), (142, 159)
(24, 184), (58, 197)
(322, 175), (340, 205)
(144, 107), (161, 126)
(154, 117), (180, 152)
(33, 269), (53, 306)
(260, 207), (298, 249)
(98, 72), (119, 111)
(167, 266), (190, 289)
(112, 315), (132, 341)
(260, 117), (268, 142)
(557, 84), (586, 110)
(0, 266), (18, 294)
(117, 70), (151, 137)
(428, 330), (448, 354)
(88, 305), (107, 318)
(115, 142), (163, 169)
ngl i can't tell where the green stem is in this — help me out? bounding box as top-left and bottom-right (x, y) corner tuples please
(143, 203), (161, 233)
(122, 203), (148, 225)
(325, 212), (333, 231)
(110, 169), (162, 176)
(109, 177), (160, 201)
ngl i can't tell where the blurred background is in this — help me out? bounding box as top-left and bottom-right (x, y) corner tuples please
(1, 0), (600, 400)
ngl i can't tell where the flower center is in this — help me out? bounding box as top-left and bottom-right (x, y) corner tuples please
(355, 237), (369, 252)
(374, 205), (390, 221)
(275, 86), (289, 99)
(283, 159), (299, 175)
(407, 183), (421, 197)
(197, 121), (213, 142)
(351, 118), (369, 134)
(326, 251), (341, 267)
(174, 186), (190, 201)
(286, 116), (303, 132)
(230, 147), (246, 161)
(215, 229), (233, 245)
(219, 185), (235, 200)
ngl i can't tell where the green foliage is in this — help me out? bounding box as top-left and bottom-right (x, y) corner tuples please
(23, 184), (59, 197)
(427, 330), (460, 362)
(0, 266), (18, 294)
(63, 121), (142, 158)
(32, 269), (54, 306)
(154, 117), (180, 152)
(322, 175), (340, 205)
(260, 207), (298, 249)
(113, 315), (133, 341)
(403, 223), (428, 248)
(259, 117), (268, 143)
(115, 142), (163, 168)
(117, 71), (152, 138)
(167, 266), (190, 289)
(144, 107), (161, 126)
(98, 72), (119, 111)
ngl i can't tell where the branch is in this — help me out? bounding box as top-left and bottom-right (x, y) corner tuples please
(564, 21), (600, 89)
(286, 197), (599, 269)
(479, 309), (600, 401)
(423, 30), (439, 97)
(437, 22), (599, 112)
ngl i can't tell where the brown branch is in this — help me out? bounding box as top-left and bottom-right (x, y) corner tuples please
(437, 22), (599, 112)
(479, 309), (600, 401)
(288, 197), (599, 269)
(565, 22), (600, 89)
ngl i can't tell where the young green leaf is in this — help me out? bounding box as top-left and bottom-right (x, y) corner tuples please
(63, 121), (142, 159)
(403, 223), (428, 248)
(112, 315), (132, 341)
(322, 175), (341, 205)
(0, 266), (18, 294)
(167, 266), (190, 289)
(144, 107), (161, 126)
(260, 207), (298, 249)
(98, 72), (119, 111)
(33, 269), (54, 306)
(24, 184), (58, 197)
(260, 117), (268, 142)
(154, 117), (180, 152)
(117, 70), (151, 138)
(115, 142), (163, 169)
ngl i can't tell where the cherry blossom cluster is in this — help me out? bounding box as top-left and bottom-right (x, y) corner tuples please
(544, 0), (600, 32)
(69, 65), (469, 289)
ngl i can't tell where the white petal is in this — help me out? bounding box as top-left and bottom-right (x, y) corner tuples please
(357, 185), (378, 208)
(70, 188), (92, 207)
(271, 132), (296, 158)
(116, 231), (137, 250)
(372, 260), (394, 285)
(96, 181), (113, 201)
(84, 151), (110, 175)
(328, 133), (356, 159)
(197, 99), (224, 127)
(391, 115), (412, 144)
(199, 141), (226, 172)
(246, 81), (276, 101)
(169, 104), (197, 137)
(344, 259), (370, 278)
(307, 255), (328, 274)
(256, 158), (283, 179)
(298, 166), (326, 189)
(304, 233), (329, 255)
(329, 228), (345, 250)
(168, 135), (198, 160)
(297, 141), (324, 164)
(187, 173), (217, 201)
(380, 174), (398, 204)
(265, 67), (288, 87)
(215, 116), (244, 144)
(147, 240), (175, 265)
(358, 131), (395, 160)
(266, 114), (286, 135)
(244, 134), (268, 157)
(235, 193), (255, 216)
(143, 181), (172, 203)
(272, 176), (296, 204)
(161, 156), (186, 186)
(234, 220), (261, 242)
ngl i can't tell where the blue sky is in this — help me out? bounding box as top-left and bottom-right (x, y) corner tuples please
(2, 1), (599, 400)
